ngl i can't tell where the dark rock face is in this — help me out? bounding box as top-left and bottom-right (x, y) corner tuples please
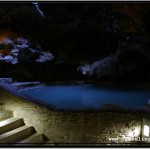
(78, 34), (150, 82)
(39, 3), (121, 62)
(0, 2), (150, 82)
(0, 37), (55, 81)
(0, 37), (82, 82)
(18, 48), (40, 62)
(0, 38), (54, 64)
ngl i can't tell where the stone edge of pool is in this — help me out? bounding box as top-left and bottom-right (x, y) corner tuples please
(0, 83), (56, 110)
(0, 83), (150, 113)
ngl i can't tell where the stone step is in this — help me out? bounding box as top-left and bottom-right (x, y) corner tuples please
(0, 118), (24, 135)
(17, 133), (46, 144)
(0, 104), (4, 111)
(0, 125), (35, 143)
(0, 110), (13, 122)
(43, 140), (55, 146)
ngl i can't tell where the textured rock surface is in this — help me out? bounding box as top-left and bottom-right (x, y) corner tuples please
(0, 37), (56, 81)
(0, 3), (150, 82)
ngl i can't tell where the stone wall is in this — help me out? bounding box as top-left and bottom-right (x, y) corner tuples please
(0, 87), (149, 144)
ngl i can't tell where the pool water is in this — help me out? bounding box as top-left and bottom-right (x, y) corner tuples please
(21, 85), (150, 110)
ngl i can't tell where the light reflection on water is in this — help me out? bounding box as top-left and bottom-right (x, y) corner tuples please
(21, 85), (150, 110)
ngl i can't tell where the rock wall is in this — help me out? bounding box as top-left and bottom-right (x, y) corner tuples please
(0, 87), (149, 144)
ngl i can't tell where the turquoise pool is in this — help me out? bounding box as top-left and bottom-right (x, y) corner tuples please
(21, 85), (150, 110)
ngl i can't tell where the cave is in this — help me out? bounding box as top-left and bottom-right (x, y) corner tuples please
(0, 1), (150, 147)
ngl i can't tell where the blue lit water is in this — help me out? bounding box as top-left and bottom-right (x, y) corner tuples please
(21, 85), (150, 110)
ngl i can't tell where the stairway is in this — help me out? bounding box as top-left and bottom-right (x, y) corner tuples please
(0, 103), (52, 146)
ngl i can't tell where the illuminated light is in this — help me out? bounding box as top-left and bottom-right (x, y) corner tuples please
(128, 130), (134, 137)
(133, 128), (140, 137)
(0, 119), (11, 127)
(144, 125), (149, 137)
